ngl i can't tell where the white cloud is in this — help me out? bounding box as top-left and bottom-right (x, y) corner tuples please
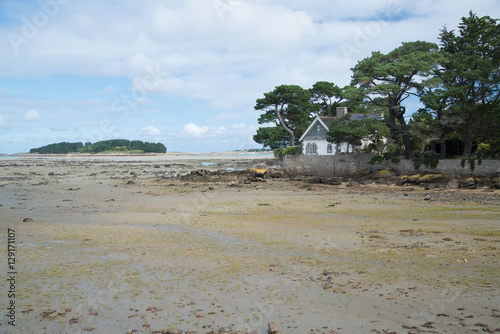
(142, 125), (161, 136)
(183, 123), (209, 138)
(1, 0), (499, 154)
(24, 110), (41, 121)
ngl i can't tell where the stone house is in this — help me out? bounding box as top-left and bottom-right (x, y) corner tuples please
(299, 107), (384, 156)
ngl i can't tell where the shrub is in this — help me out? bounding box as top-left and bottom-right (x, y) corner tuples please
(274, 146), (301, 159)
(368, 155), (385, 165)
(412, 151), (439, 170)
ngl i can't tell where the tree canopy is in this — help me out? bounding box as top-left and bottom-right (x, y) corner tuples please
(254, 85), (313, 148)
(351, 41), (440, 158)
(253, 12), (499, 160)
(30, 140), (167, 154)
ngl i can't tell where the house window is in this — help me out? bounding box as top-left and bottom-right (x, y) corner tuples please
(306, 143), (311, 155)
(327, 144), (332, 154)
(312, 143), (318, 155)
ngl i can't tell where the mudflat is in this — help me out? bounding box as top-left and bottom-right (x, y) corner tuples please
(0, 155), (499, 334)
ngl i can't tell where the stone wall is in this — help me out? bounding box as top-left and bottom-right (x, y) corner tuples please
(283, 154), (500, 178)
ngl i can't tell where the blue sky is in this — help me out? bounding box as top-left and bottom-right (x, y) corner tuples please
(0, 0), (498, 153)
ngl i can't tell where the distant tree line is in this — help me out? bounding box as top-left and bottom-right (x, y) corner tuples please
(30, 139), (167, 154)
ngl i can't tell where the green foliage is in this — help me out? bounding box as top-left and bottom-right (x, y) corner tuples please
(255, 85), (313, 147)
(412, 151), (440, 170)
(274, 146), (301, 159)
(439, 12), (500, 157)
(351, 41), (441, 159)
(409, 110), (439, 152)
(461, 158), (477, 171)
(327, 117), (390, 155)
(309, 81), (344, 116)
(368, 155), (385, 165)
(253, 126), (290, 149)
(30, 142), (83, 154)
(31, 140), (166, 154)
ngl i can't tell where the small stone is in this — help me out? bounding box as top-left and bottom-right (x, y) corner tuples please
(69, 316), (79, 324)
(323, 282), (333, 290)
(165, 330), (182, 334)
(23, 217), (34, 222)
(268, 322), (279, 334)
(89, 309), (98, 315)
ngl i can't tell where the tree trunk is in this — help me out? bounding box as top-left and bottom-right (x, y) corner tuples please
(437, 108), (447, 159)
(397, 112), (413, 159)
(275, 106), (296, 147)
(463, 139), (473, 158)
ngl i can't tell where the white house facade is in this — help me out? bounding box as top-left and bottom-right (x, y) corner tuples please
(299, 107), (384, 156)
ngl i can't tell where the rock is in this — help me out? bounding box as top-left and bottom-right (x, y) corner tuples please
(424, 194), (432, 201)
(89, 309), (98, 315)
(268, 166), (284, 178)
(268, 322), (279, 334)
(419, 174), (445, 183)
(448, 179), (460, 189)
(126, 180), (135, 185)
(23, 218), (33, 222)
(69, 316), (79, 324)
(374, 169), (392, 179)
(386, 177), (404, 186)
(48, 172), (55, 176)
(293, 165), (305, 176)
(251, 167), (268, 178)
(165, 329), (182, 334)
(323, 282), (333, 289)
(460, 178), (477, 189)
(407, 174), (421, 183)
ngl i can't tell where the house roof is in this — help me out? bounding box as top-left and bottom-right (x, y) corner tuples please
(318, 116), (336, 128)
(299, 113), (384, 142)
(349, 113), (384, 121)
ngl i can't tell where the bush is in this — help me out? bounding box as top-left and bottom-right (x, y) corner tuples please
(274, 146), (301, 159)
(412, 151), (439, 170)
(368, 155), (385, 165)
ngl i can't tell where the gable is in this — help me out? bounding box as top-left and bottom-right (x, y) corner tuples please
(301, 118), (329, 141)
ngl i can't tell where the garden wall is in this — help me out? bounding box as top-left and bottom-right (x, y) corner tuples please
(283, 154), (500, 178)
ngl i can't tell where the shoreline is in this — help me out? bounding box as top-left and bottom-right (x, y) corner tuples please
(0, 157), (498, 334)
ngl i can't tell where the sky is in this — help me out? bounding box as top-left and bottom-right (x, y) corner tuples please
(0, 0), (498, 154)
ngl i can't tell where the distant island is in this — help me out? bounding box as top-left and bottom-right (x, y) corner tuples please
(30, 139), (167, 154)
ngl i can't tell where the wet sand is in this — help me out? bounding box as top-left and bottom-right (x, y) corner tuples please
(0, 155), (499, 334)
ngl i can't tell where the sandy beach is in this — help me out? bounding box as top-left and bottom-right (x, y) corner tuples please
(0, 155), (499, 334)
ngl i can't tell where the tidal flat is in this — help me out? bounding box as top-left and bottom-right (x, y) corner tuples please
(0, 155), (499, 334)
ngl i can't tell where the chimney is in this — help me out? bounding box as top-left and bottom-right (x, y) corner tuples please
(336, 107), (348, 118)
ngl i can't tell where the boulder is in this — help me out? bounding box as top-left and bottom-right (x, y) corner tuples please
(250, 164), (268, 178)
(293, 165), (305, 176)
(460, 177), (477, 189)
(419, 173), (445, 183)
(448, 179), (460, 189)
(407, 174), (421, 183)
(373, 169), (392, 179)
(268, 165), (285, 178)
